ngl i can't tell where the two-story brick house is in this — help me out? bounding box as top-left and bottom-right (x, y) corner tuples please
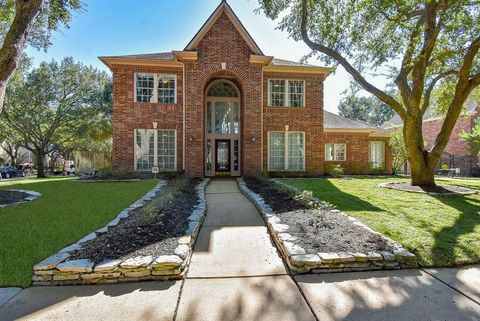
(100, 1), (391, 177)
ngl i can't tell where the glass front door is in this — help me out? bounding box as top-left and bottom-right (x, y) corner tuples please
(215, 140), (230, 172)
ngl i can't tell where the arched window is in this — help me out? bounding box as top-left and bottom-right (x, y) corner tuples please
(207, 81), (239, 97)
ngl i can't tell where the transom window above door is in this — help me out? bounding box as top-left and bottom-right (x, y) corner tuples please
(135, 73), (176, 103)
(207, 81), (239, 97)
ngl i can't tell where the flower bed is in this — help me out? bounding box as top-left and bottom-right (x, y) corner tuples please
(238, 177), (417, 274)
(32, 178), (209, 285)
(0, 189), (41, 208)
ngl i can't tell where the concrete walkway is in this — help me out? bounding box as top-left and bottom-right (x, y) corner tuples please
(0, 179), (479, 320)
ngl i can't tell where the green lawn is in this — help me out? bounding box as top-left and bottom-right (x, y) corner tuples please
(279, 177), (480, 267)
(0, 177), (157, 287)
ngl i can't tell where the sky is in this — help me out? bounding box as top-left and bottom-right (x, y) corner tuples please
(25, 0), (378, 113)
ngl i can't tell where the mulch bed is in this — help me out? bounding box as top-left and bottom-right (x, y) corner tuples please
(0, 190), (28, 206)
(380, 182), (477, 195)
(244, 177), (395, 254)
(71, 179), (199, 263)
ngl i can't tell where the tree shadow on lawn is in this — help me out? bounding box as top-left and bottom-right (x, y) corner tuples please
(284, 178), (383, 213)
(430, 195), (480, 266)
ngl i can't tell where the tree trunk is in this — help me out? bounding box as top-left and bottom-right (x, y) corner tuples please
(403, 116), (439, 186)
(36, 152), (46, 178)
(0, 0), (43, 111)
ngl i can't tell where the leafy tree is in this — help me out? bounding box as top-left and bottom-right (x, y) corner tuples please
(338, 94), (395, 126)
(258, 0), (480, 186)
(0, 0), (82, 111)
(2, 57), (111, 178)
(389, 129), (408, 174)
(460, 117), (480, 156)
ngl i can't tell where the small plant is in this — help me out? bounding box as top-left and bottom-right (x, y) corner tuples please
(143, 176), (190, 217)
(325, 164), (344, 177)
(368, 162), (386, 175)
(441, 164), (449, 170)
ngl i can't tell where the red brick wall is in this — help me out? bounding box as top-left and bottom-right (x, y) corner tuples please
(111, 66), (184, 172)
(184, 12), (262, 177)
(422, 114), (477, 175)
(263, 72), (325, 175)
(323, 133), (393, 174)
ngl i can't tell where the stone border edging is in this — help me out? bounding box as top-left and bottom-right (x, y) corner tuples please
(0, 189), (42, 208)
(378, 182), (478, 196)
(32, 178), (210, 286)
(237, 178), (417, 274)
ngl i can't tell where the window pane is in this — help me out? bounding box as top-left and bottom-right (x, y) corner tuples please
(288, 80), (304, 107)
(335, 144), (346, 161)
(369, 141), (385, 168)
(269, 132), (285, 170)
(206, 139), (212, 171)
(207, 81), (238, 97)
(287, 132), (304, 170)
(136, 74), (154, 102)
(269, 80), (285, 107)
(233, 102), (240, 134)
(158, 130), (176, 171)
(207, 102), (212, 134)
(135, 129), (155, 171)
(325, 144), (334, 161)
(158, 75), (175, 103)
(215, 102), (232, 134)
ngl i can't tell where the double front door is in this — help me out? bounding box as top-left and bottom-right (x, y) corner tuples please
(205, 99), (241, 177)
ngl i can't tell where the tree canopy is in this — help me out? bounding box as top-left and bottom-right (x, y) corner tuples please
(1, 57), (111, 177)
(258, 0), (480, 185)
(338, 93), (395, 126)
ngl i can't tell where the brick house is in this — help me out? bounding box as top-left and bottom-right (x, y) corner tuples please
(384, 101), (479, 175)
(100, 1), (392, 178)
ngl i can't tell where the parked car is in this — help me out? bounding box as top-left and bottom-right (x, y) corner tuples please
(64, 160), (76, 175)
(0, 166), (26, 179)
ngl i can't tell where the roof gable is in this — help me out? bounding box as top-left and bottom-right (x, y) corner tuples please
(184, 1), (263, 55)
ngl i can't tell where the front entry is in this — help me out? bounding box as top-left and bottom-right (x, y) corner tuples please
(205, 80), (241, 177)
(215, 140), (230, 174)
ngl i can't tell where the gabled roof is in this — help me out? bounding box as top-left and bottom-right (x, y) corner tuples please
(324, 111), (390, 136)
(184, 0), (263, 55)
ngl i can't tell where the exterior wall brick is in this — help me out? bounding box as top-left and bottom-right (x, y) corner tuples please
(323, 133), (393, 174)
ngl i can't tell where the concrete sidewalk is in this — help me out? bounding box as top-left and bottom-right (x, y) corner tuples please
(1, 179), (479, 320)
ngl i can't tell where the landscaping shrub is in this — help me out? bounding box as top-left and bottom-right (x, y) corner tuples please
(325, 164), (344, 177)
(350, 161), (361, 174)
(368, 163), (386, 175)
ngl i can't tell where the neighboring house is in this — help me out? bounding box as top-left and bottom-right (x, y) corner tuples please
(383, 101), (479, 176)
(100, 1), (392, 177)
(0, 143), (33, 165)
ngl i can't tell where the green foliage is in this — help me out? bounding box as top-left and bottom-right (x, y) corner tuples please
(2, 57), (112, 176)
(0, 0), (84, 51)
(324, 164), (344, 177)
(441, 164), (449, 170)
(460, 117), (480, 155)
(368, 163), (386, 175)
(338, 92), (395, 126)
(389, 128), (407, 174)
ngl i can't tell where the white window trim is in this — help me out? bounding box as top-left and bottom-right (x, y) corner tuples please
(134, 73), (177, 104)
(325, 143), (347, 161)
(267, 79), (306, 107)
(267, 131), (306, 171)
(134, 129), (177, 172)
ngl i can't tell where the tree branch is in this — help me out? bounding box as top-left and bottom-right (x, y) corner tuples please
(421, 69), (457, 114)
(300, 0), (406, 119)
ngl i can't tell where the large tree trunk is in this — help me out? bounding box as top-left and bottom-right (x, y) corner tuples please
(36, 151), (46, 178)
(0, 0), (43, 111)
(403, 116), (439, 186)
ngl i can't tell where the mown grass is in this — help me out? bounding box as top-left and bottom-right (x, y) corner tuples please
(279, 176), (480, 267)
(0, 177), (157, 287)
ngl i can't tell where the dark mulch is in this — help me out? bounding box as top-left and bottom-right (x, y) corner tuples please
(381, 182), (477, 195)
(244, 177), (395, 254)
(71, 179), (199, 263)
(0, 190), (28, 205)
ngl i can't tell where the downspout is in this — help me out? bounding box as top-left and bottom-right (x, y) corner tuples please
(260, 66), (264, 173)
(182, 61), (186, 173)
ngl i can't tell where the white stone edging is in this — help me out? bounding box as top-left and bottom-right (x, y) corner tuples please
(32, 178), (210, 286)
(0, 189), (41, 208)
(237, 178), (417, 274)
